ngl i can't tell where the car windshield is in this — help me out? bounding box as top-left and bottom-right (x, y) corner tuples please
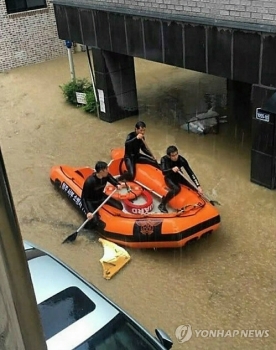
(75, 313), (161, 350)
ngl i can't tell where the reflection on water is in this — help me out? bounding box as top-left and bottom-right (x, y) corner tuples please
(0, 53), (275, 350)
(140, 87), (228, 128)
(135, 61), (253, 164)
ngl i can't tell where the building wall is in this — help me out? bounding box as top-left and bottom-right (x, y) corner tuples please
(2, 0), (275, 72)
(70, 0), (276, 27)
(0, 0), (66, 71)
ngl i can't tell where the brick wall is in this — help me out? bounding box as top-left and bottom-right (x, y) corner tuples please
(66, 0), (276, 27)
(0, 0), (66, 71)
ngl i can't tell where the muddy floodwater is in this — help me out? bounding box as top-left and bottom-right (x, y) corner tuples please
(0, 53), (275, 349)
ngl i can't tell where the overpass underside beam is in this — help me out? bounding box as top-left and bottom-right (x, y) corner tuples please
(53, 4), (276, 87)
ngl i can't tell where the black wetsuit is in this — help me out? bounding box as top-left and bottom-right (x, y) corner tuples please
(81, 173), (123, 227)
(160, 155), (200, 204)
(123, 131), (159, 180)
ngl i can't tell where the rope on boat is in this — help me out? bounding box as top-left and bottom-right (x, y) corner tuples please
(176, 202), (204, 216)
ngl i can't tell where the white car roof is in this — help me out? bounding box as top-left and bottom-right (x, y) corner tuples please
(27, 253), (118, 350)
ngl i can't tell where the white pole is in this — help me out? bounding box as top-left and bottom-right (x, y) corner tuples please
(67, 47), (76, 82)
(86, 46), (100, 119)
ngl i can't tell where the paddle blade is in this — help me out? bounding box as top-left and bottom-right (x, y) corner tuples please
(210, 200), (221, 206)
(62, 231), (78, 244)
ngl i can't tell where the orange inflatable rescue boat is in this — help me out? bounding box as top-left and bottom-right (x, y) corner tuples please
(50, 148), (221, 249)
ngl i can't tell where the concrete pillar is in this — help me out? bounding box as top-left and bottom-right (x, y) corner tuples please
(0, 147), (47, 350)
(91, 48), (138, 122)
(251, 85), (276, 189)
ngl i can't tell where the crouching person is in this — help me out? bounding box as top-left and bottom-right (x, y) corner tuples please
(158, 146), (203, 213)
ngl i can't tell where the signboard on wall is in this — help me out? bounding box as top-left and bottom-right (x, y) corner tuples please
(256, 108), (270, 122)
(98, 89), (106, 113)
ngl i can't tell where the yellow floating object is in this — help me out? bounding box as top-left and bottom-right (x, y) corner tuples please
(99, 238), (131, 280)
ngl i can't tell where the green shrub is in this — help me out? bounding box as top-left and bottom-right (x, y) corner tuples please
(82, 90), (97, 114)
(60, 78), (97, 114)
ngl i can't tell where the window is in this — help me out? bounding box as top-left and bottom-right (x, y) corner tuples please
(5, 0), (47, 14)
(38, 287), (96, 341)
(75, 314), (160, 350)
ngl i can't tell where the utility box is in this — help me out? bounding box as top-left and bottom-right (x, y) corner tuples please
(251, 96), (276, 189)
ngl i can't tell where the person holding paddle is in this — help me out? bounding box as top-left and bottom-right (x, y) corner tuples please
(158, 145), (203, 213)
(121, 121), (159, 181)
(81, 161), (123, 228)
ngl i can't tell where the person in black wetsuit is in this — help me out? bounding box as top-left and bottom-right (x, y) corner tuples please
(158, 145), (203, 213)
(81, 161), (123, 228)
(122, 121), (159, 181)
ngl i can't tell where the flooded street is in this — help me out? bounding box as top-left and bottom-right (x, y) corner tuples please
(1, 52), (275, 349)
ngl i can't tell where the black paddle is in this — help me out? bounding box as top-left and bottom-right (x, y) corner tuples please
(177, 170), (221, 206)
(62, 188), (117, 244)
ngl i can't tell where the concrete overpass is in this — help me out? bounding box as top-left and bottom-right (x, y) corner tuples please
(53, 0), (276, 189)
